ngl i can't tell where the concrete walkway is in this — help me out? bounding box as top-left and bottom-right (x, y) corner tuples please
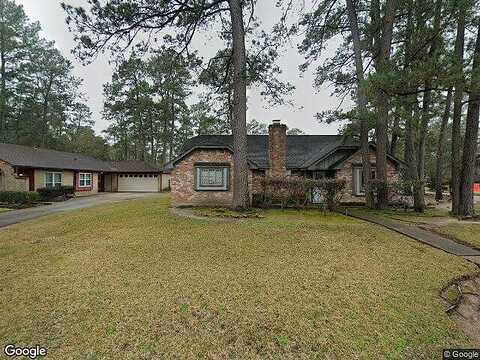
(346, 209), (480, 265)
(0, 193), (161, 228)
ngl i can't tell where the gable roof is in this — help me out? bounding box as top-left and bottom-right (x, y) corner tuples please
(171, 134), (403, 170)
(0, 143), (161, 173)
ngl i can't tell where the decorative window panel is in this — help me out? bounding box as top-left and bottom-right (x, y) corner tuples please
(195, 166), (229, 191)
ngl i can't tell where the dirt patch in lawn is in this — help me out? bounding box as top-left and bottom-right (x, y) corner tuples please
(442, 272), (480, 346)
(169, 206), (239, 222)
(171, 206), (264, 221)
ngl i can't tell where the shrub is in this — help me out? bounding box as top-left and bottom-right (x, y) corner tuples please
(368, 179), (389, 200)
(260, 176), (310, 209)
(37, 186), (75, 200)
(0, 191), (40, 204)
(317, 178), (346, 211)
(257, 176), (346, 210)
(389, 179), (416, 209)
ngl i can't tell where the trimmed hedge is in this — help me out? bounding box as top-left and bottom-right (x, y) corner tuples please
(37, 186), (75, 200)
(0, 191), (40, 204)
(254, 176), (346, 210)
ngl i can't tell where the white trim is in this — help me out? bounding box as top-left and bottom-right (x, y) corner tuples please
(45, 171), (63, 188)
(79, 172), (92, 187)
(353, 166), (376, 196)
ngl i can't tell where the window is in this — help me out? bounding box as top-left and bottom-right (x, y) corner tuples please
(353, 167), (376, 195)
(45, 172), (62, 189)
(195, 166), (229, 191)
(79, 173), (92, 187)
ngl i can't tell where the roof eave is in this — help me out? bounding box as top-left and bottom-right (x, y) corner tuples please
(170, 145), (233, 167)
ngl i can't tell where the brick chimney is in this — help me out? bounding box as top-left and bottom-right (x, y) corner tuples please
(268, 120), (288, 177)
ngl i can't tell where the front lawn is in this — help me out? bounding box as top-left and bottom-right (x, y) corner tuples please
(0, 195), (477, 359)
(432, 223), (480, 250)
(356, 206), (480, 250)
(356, 207), (450, 224)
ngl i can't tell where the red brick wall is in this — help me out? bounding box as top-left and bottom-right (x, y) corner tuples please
(250, 170), (266, 195)
(268, 123), (288, 177)
(0, 160), (29, 191)
(336, 149), (399, 203)
(171, 148), (400, 206)
(171, 149), (235, 207)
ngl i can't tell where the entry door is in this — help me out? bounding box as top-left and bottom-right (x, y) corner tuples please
(98, 174), (104, 192)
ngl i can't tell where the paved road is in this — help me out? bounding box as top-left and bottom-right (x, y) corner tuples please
(0, 193), (161, 228)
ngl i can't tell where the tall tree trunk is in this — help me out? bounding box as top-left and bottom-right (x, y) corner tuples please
(160, 114), (168, 166)
(169, 95), (175, 161)
(451, 4), (466, 215)
(149, 109), (156, 163)
(415, 0), (443, 212)
(134, 91), (145, 161)
(346, 0), (373, 208)
(402, 0), (421, 210)
(0, 0), (6, 142)
(459, 24), (480, 217)
(41, 78), (53, 147)
(390, 114), (400, 157)
(435, 88), (453, 201)
(229, 0), (249, 209)
(373, 0), (396, 209)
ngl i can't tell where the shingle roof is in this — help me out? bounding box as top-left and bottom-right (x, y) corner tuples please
(109, 160), (161, 173)
(172, 134), (406, 171)
(0, 143), (161, 173)
(174, 134), (364, 170)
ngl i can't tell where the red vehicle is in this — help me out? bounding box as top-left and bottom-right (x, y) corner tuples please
(474, 183), (480, 194)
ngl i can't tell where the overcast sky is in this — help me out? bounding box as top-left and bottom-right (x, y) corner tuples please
(17, 0), (349, 136)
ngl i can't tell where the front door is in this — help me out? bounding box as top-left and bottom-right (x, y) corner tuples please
(98, 174), (105, 192)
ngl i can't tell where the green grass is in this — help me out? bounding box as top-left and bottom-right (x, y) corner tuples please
(433, 223), (480, 250)
(356, 206), (480, 249)
(0, 195), (477, 359)
(0, 208), (10, 213)
(358, 207), (450, 224)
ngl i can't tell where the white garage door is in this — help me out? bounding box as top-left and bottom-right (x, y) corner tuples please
(118, 174), (159, 192)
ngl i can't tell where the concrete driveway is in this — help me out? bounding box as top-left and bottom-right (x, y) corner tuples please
(0, 193), (161, 228)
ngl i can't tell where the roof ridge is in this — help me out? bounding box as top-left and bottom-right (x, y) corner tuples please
(0, 142), (105, 161)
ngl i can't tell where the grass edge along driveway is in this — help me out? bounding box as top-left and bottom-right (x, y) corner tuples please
(0, 195), (477, 359)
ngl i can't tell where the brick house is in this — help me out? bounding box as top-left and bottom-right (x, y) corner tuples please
(0, 143), (171, 195)
(168, 120), (403, 207)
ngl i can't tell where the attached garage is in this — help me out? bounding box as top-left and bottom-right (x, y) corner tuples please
(117, 173), (160, 192)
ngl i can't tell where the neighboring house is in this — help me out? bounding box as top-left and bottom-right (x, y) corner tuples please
(0, 143), (171, 195)
(168, 120), (403, 207)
